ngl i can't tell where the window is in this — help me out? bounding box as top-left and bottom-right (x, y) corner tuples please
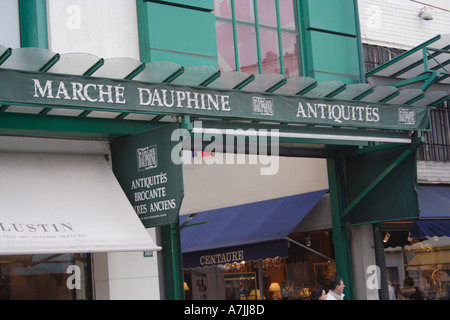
(418, 103), (450, 162)
(183, 231), (335, 300)
(0, 254), (92, 300)
(382, 230), (450, 300)
(214, 0), (300, 78)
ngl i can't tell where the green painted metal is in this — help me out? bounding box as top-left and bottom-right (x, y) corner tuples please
(300, 0), (362, 84)
(18, 0), (48, 48)
(325, 135), (422, 299)
(136, 0), (151, 62)
(0, 112), (164, 138)
(150, 0), (214, 11)
(341, 137), (423, 220)
(0, 46), (12, 64)
(392, 46), (449, 79)
(111, 123), (184, 228)
(353, 0), (366, 83)
(195, 119), (413, 147)
(297, 1), (309, 77)
(344, 139), (421, 225)
(307, 30), (360, 83)
(380, 43), (449, 91)
(161, 116), (190, 300)
(138, 1), (218, 67)
(253, 0), (263, 74)
(230, 0), (240, 72)
(304, 0), (357, 36)
(338, 142), (406, 158)
(326, 147), (354, 300)
(366, 34), (442, 77)
(275, 0), (285, 76)
(387, 72), (440, 90)
(0, 68), (432, 131)
(162, 219), (185, 300)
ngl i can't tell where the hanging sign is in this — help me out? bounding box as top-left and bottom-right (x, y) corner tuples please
(0, 68), (430, 130)
(111, 123), (184, 227)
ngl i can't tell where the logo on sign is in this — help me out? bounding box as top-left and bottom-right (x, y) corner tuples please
(137, 145), (158, 171)
(398, 108), (416, 125)
(253, 97), (274, 116)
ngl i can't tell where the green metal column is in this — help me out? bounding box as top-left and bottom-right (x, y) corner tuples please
(162, 219), (185, 300)
(18, 0), (48, 48)
(326, 147), (354, 300)
(161, 117), (191, 300)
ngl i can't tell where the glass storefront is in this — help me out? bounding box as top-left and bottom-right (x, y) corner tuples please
(183, 231), (335, 300)
(0, 253), (92, 300)
(383, 231), (450, 300)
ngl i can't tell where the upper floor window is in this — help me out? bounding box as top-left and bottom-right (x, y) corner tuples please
(214, 0), (300, 78)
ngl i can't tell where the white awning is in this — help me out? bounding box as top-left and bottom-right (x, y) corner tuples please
(0, 151), (161, 255)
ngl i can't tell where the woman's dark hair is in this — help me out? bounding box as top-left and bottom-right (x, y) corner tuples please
(310, 287), (325, 300)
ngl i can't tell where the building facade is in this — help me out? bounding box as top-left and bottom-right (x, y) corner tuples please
(358, 0), (450, 300)
(0, 0), (447, 300)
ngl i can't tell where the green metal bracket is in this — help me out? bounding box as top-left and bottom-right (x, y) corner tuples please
(266, 78), (288, 93)
(366, 35), (442, 77)
(387, 71), (441, 91)
(0, 48), (12, 65)
(199, 71), (221, 87)
(337, 142), (406, 159)
(175, 220), (210, 230)
(181, 115), (193, 131)
(163, 67), (185, 83)
(233, 74), (255, 90)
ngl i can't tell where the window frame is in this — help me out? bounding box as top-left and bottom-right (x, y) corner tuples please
(214, 0), (301, 77)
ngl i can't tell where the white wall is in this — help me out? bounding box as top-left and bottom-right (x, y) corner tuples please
(358, 0), (450, 49)
(417, 161), (450, 184)
(350, 225), (378, 300)
(93, 230), (161, 300)
(47, 0), (140, 59)
(180, 155), (328, 215)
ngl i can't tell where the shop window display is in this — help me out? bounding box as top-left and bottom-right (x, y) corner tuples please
(184, 231), (335, 300)
(0, 253), (92, 300)
(383, 231), (450, 300)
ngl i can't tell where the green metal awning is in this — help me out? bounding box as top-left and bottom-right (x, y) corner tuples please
(366, 34), (450, 93)
(0, 44), (447, 152)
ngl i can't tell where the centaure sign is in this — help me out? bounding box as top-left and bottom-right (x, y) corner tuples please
(0, 68), (430, 130)
(111, 123), (184, 227)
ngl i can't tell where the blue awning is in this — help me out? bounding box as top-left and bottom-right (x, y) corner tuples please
(180, 189), (328, 268)
(411, 185), (450, 238)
